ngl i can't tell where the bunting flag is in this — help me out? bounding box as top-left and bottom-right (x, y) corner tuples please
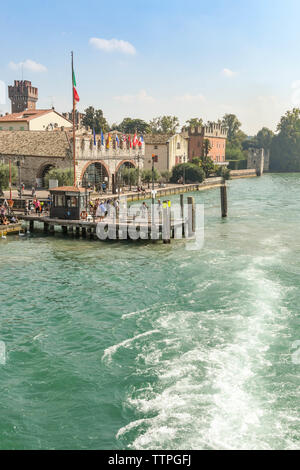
(116, 135), (120, 147)
(106, 133), (111, 149)
(128, 135), (132, 148)
(73, 69), (80, 102)
(93, 127), (96, 146)
(138, 135), (144, 147)
(133, 133), (138, 147)
(101, 130), (104, 146)
(122, 134), (127, 142)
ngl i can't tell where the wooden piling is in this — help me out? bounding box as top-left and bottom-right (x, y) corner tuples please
(29, 220), (34, 232)
(187, 196), (195, 237)
(62, 225), (68, 235)
(180, 194), (185, 237)
(82, 227), (86, 238)
(44, 222), (49, 233)
(162, 206), (171, 244)
(75, 226), (80, 237)
(220, 182), (227, 218)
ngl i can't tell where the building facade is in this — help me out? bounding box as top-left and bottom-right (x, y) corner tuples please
(144, 134), (189, 172)
(8, 80), (38, 113)
(0, 130), (144, 189)
(186, 123), (228, 163)
(0, 109), (72, 131)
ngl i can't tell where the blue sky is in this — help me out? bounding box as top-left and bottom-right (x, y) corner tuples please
(1, 0), (300, 134)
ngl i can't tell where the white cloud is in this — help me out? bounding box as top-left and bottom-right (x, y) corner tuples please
(175, 93), (205, 103)
(9, 59), (47, 73)
(222, 68), (236, 77)
(89, 37), (136, 55)
(113, 89), (154, 104)
(0, 80), (5, 104)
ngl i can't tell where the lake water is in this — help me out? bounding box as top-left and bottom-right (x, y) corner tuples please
(0, 173), (299, 450)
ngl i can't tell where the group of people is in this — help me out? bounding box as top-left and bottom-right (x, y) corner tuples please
(24, 197), (51, 215)
(0, 203), (18, 226)
(89, 198), (120, 221)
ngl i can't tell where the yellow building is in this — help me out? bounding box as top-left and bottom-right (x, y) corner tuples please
(0, 109), (72, 131)
(144, 133), (189, 172)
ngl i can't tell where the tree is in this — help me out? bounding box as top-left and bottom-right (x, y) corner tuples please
(270, 108), (300, 171)
(159, 170), (171, 183)
(82, 106), (108, 133)
(0, 163), (17, 195)
(117, 118), (150, 134)
(222, 113), (247, 161)
(182, 117), (203, 131)
(44, 168), (74, 188)
(141, 169), (160, 188)
(171, 163), (205, 184)
(149, 115), (179, 134)
(256, 127), (274, 150)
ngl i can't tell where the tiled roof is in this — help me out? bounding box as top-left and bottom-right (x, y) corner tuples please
(0, 109), (72, 123)
(0, 130), (71, 158)
(143, 134), (173, 144)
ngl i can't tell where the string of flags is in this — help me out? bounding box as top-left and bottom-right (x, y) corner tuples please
(92, 131), (144, 148)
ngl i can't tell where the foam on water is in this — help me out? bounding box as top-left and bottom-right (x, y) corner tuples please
(115, 251), (298, 450)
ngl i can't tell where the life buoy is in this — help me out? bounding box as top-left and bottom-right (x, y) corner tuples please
(80, 211), (88, 220)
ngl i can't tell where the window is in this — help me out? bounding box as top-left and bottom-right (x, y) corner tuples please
(0, 127), (2, 130)
(55, 195), (65, 207)
(9, 126), (13, 131)
(20, 126), (24, 131)
(154, 145), (158, 149)
(177, 142), (181, 149)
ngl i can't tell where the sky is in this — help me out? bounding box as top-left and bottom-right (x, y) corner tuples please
(1, 0), (300, 135)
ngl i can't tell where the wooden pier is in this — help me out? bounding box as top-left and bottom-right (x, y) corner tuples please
(0, 223), (22, 235)
(20, 212), (191, 243)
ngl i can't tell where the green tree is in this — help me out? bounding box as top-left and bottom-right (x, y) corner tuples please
(182, 117), (203, 131)
(117, 118), (150, 134)
(0, 163), (17, 194)
(149, 115), (179, 134)
(256, 127), (274, 150)
(141, 169), (160, 188)
(171, 163), (205, 184)
(44, 168), (74, 188)
(270, 108), (300, 171)
(159, 170), (171, 183)
(82, 106), (108, 133)
(222, 113), (247, 160)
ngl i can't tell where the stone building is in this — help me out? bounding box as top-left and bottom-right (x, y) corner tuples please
(144, 134), (189, 172)
(0, 130), (144, 189)
(185, 123), (228, 163)
(247, 148), (270, 175)
(8, 80), (38, 113)
(0, 108), (72, 131)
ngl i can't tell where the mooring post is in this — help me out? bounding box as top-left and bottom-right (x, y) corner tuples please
(180, 194), (185, 237)
(62, 225), (68, 235)
(81, 227), (86, 238)
(187, 196), (195, 237)
(44, 222), (49, 233)
(29, 220), (34, 232)
(220, 180), (227, 218)
(162, 205), (171, 244)
(75, 226), (80, 237)
(49, 225), (55, 235)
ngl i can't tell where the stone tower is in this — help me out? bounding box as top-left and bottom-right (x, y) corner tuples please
(8, 80), (38, 113)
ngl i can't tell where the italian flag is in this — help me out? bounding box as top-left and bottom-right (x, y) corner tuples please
(73, 70), (80, 102)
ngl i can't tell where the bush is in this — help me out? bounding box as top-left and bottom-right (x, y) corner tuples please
(171, 163), (205, 183)
(227, 159), (247, 170)
(44, 168), (74, 188)
(159, 170), (171, 183)
(215, 165), (231, 180)
(0, 163), (17, 192)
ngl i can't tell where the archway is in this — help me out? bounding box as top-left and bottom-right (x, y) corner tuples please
(116, 160), (137, 187)
(81, 161), (110, 190)
(36, 163), (55, 188)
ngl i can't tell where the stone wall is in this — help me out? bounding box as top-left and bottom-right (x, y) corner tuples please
(247, 148), (270, 175)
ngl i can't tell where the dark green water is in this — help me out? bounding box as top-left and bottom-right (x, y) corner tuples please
(0, 174), (299, 450)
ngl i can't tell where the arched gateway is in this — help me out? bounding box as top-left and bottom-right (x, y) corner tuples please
(80, 161), (110, 190)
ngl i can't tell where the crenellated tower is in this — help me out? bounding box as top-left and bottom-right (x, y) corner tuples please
(8, 80), (38, 113)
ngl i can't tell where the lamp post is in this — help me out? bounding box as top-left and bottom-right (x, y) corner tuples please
(183, 153), (186, 185)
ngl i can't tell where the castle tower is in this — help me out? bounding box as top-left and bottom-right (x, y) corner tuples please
(8, 80), (38, 113)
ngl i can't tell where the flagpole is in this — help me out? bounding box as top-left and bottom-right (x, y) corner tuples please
(71, 51), (76, 187)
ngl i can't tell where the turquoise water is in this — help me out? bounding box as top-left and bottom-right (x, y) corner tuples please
(0, 173), (299, 450)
